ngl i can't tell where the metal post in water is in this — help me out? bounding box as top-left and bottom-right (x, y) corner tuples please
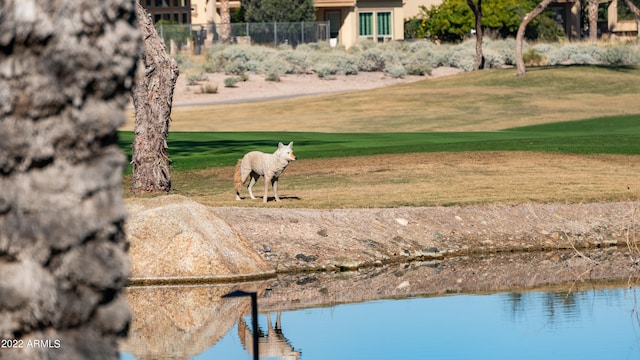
(222, 290), (259, 360)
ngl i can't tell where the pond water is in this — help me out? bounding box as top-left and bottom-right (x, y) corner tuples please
(121, 284), (640, 360)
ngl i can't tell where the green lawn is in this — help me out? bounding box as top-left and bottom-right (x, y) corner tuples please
(118, 115), (640, 173)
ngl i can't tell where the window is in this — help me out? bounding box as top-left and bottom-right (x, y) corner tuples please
(359, 11), (392, 40)
(358, 12), (373, 37)
(377, 12), (391, 37)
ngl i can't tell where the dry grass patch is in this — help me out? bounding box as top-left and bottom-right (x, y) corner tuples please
(133, 152), (640, 208)
(123, 66), (640, 132)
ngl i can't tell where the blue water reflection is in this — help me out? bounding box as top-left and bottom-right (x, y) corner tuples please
(199, 287), (640, 360)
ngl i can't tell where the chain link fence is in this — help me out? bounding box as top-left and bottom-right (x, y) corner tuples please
(156, 21), (330, 54)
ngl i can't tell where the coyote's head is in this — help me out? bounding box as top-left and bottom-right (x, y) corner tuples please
(276, 141), (297, 161)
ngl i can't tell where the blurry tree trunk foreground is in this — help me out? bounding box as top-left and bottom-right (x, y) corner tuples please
(131, 3), (179, 193)
(0, 0), (139, 358)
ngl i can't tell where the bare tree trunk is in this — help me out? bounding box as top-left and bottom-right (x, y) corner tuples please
(0, 0), (139, 359)
(588, 0), (598, 41)
(622, 0), (640, 18)
(467, 0), (485, 69)
(220, 0), (232, 44)
(131, 3), (179, 194)
(516, 0), (554, 76)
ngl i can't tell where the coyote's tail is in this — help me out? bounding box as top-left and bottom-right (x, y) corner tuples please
(234, 159), (244, 193)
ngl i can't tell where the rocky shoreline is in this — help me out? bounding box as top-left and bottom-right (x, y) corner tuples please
(126, 196), (640, 293)
(212, 202), (640, 271)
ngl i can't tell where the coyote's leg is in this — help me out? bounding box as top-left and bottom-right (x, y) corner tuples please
(272, 177), (280, 202)
(236, 171), (249, 200)
(263, 175), (272, 203)
(247, 173), (259, 200)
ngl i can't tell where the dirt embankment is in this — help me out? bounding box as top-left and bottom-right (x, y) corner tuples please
(212, 202), (640, 297)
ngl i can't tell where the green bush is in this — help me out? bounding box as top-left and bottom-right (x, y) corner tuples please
(523, 48), (544, 66)
(224, 77), (239, 87)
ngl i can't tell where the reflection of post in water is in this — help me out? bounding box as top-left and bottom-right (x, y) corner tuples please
(223, 290), (260, 360)
(238, 311), (301, 360)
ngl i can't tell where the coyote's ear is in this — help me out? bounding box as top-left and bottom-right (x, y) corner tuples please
(278, 142), (284, 148)
(288, 141), (294, 148)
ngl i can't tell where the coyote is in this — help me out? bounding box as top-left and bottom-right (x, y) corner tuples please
(234, 142), (297, 202)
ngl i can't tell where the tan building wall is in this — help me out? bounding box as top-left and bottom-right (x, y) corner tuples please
(403, 0), (441, 19)
(191, 0), (231, 25)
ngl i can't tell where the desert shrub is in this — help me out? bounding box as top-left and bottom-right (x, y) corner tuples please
(357, 47), (387, 71)
(546, 44), (601, 65)
(523, 48), (545, 66)
(206, 43), (227, 59)
(385, 62), (407, 78)
(205, 45), (227, 73)
(407, 48), (437, 69)
(405, 61), (432, 76)
(185, 68), (207, 85)
(173, 54), (194, 70)
(314, 62), (339, 79)
(330, 51), (359, 75)
(352, 40), (378, 52)
(295, 43), (318, 52)
(601, 45), (640, 65)
(244, 60), (262, 73)
(202, 62), (218, 73)
(440, 45), (476, 71)
(276, 43), (293, 51)
(569, 53), (598, 65)
(278, 49), (312, 74)
(426, 46), (451, 68)
(404, 53), (432, 75)
(200, 83), (218, 94)
(237, 72), (250, 82)
(224, 59), (249, 75)
(224, 77), (239, 87)
(531, 42), (557, 55)
(191, 41), (640, 82)
(297, 41), (332, 52)
(221, 45), (255, 63)
(407, 40), (437, 56)
(219, 45), (276, 75)
(572, 45), (603, 64)
(260, 58), (290, 81)
(484, 38), (517, 65)
(481, 48), (506, 68)
(311, 51), (358, 75)
(382, 40), (409, 54)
